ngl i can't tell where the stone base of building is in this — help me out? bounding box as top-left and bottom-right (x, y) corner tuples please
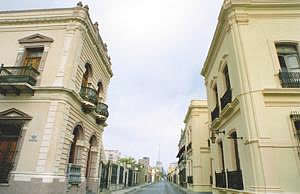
(0, 176), (99, 194)
(189, 184), (212, 193)
(212, 186), (284, 194)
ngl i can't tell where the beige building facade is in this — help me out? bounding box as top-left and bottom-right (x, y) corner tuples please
(0, 3), (112, 194)
(201, 0), (300, 193)
(184, 100), (211, 194)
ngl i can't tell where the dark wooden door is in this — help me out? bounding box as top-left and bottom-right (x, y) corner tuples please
(0, 125), (20, 183)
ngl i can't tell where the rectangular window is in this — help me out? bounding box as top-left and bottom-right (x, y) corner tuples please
(295, 120), (300, 138)
(23, 47), (44, 70)
(276, 44), (300, 72)
(214, 85), (219, 107)
(224, 65), (231, 89)
(218, 141), (225, 171)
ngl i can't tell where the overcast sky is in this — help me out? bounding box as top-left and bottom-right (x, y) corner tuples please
(2, 0), (223, 169)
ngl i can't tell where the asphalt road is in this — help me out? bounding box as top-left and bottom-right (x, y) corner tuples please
(132, 181), (185, 194)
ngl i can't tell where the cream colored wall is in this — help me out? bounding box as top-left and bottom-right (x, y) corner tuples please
(0, 28), (66, 87)
(202, 1), (300, 193)
(184, 100), (211, 192)
(0, 101), (50, 172)
(0, 7), (111, 184)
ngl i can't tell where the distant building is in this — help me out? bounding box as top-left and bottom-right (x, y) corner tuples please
(138, 156), (150, 167)
(104, 150), (121, 163)
(167, 162), (177, 174)
(156, 161), (163, 172)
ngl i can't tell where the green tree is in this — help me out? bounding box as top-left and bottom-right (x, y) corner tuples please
(118, 157), (136, 166)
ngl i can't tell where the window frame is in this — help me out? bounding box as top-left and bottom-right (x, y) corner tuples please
(276, 43), (300, 72)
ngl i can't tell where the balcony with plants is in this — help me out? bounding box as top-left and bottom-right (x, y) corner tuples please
(0, 64), (40, 95)
(95, 102), (109, 124)
(79, 86), (98, 112)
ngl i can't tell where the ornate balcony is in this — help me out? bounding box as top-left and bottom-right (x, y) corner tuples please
(215, 171), (226, 188)
(279, 71), (300, 88)
(0, 64), (40, 95)
(79, 86), (97, 113)
(95, 102), (109, 124)
(67, 164), (81, 185)
(211, 106), (220, 122)
(227, 170), (243, 190)
(221, 89), (232, 110)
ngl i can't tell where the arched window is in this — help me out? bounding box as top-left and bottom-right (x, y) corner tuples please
(86, 135), (97, 178)
(82, 63), (92, 87)
(69, 125), (83, 164)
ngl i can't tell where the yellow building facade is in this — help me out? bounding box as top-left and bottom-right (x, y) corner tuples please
(184, 100), (211, 194)
(0, 3), (112, 194)
(201, 0), (300, 193)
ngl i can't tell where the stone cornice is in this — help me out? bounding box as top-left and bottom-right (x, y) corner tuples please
(0, 7), (113, 77)
(184, 100), (208, 123)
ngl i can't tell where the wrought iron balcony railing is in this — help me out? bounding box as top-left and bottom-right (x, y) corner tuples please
(211, 106), (220, 122)
(227, 170), (244, 190)
(215, 171), (226, 188)
(79, 86), (98, 105)
(67, 163), (81, 185)
(188, 176), (193, 184)
(0, 64), (40, 86)
(221, 88), (232, 110)
(279, 71), (300, 88)
(96, 102), (109, 117)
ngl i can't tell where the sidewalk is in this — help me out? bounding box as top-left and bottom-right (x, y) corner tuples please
(111, 183), (151, 194)
(170, 182), (212, 194)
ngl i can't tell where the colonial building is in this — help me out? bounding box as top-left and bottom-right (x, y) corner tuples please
(176, 128), (187, 187)
(0, 2), (112, 194)
(201, 0), (300, 193)
(184, 100), (211, 193)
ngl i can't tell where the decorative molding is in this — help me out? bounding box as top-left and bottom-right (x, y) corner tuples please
(18, 33), (54, 44)
(0, 108), (32, 120)
(0, 15), (113, 77)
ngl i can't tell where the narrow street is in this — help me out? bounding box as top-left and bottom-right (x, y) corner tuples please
(132, 181), (185, 194)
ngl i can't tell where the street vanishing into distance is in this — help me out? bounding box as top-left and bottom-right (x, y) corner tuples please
(132, 181), (185, 194)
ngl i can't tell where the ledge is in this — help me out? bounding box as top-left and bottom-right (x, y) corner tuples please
(263, 88), (300, 96)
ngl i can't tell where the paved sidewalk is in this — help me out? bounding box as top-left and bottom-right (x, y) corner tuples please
(111, 183), (151, 194)
(169, 183), (212, 194)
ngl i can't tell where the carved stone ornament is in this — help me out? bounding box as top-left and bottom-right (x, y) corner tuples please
(18, 33), (54, 44)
